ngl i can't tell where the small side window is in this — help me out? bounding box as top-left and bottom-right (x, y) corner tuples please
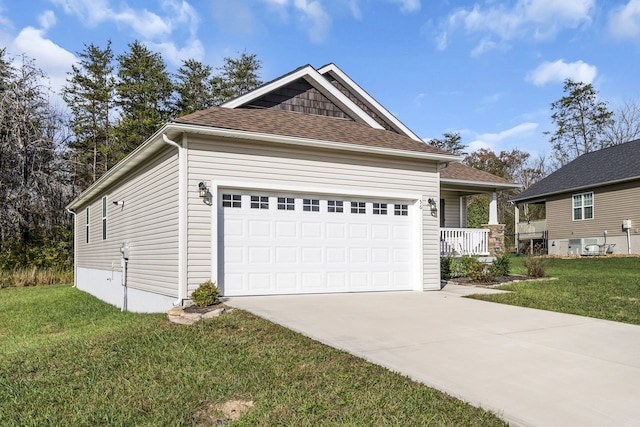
(102, 197), (107, 241)
(85, 207), (90, 244)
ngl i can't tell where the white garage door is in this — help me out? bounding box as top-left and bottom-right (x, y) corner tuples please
(218, 190), (415, 296)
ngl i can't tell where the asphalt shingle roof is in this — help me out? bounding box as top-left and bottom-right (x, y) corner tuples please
(512, 139), (640, 202)
(440, 162), (513, 185)
(174, 107), (453, 155)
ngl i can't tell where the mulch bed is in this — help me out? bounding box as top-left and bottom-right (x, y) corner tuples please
(444, 275), (532, 287)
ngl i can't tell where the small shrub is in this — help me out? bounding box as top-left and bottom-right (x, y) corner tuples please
(191, 280), (220, 307)
(466, 262), (496, 283)
(440, 256), (455, 280)
(492, 252), (511, 277)
(524, 256), (546, 278)
(457, 255), (479, 277)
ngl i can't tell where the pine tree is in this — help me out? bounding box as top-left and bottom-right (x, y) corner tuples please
(62, 41), (115, 189)
(173, 59), (214, 117)
(113, 41), (173, 159)
(211, 51), (263, 104)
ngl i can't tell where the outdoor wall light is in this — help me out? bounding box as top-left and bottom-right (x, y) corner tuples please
(198, 182), (209, 198)
(198, 182), (212, 205)
(112, 200), (124, 207)
(427, 198), (437, 207)
(427, 197), (438, 217)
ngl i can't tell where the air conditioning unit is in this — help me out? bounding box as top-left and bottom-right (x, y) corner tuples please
(568, 238), (599, 255)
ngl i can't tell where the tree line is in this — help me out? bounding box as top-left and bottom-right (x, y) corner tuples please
(0, 42), (262, 270)
(1, 41), (638, 271)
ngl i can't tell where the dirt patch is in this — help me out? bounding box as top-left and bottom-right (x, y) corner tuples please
(193, 400), (254, 426)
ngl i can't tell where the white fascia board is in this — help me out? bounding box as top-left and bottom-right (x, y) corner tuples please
(220, 65), (384, 130)
(317, 63), (423, 142)
(440, 177), (521, 191)
(168, 122), (461, 163)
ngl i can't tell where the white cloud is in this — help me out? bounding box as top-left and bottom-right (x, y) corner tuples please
(388, 0), (420, 13)
(147, 38), (204, 65)
(50, 0), (202, 65)
(438, 0), (594, 55)
(526, 59), (597, 85)
(12, 25), (77, 105)
(609, 0), (640, 40)
(38, 11), (57, 30)
(470, 37), (499, 57)
(468, 122), (539, 151)
(112, 7), (171, 39)
(294, 0), (331, 44)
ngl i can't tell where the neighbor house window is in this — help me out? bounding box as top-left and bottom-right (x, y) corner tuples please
(85, 207), (90, 244)
(277, 197), (295, 211)
(102, 196), (107, 240)
(222, 194), (241, 208)
(303, 199), (319, 212)
(328, 200), (343, 213)
(573, 192), (593, 221)
(351, 201), (366, 214)
(394, 204), (408, 216)
(373, 203), (387, 215)
(250, 195), (269, 209)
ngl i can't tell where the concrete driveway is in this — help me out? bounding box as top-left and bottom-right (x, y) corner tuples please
(227, 285), (640, 427)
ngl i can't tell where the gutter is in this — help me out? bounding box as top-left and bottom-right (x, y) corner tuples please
(162, 133), (188, 307)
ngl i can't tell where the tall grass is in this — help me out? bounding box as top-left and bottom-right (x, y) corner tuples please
(0, 268), (73, 288)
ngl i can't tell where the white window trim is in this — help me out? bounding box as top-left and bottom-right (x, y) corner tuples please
(572, 191), (594, 221)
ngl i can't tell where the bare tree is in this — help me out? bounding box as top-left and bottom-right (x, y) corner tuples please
(603, 100), (640, 146)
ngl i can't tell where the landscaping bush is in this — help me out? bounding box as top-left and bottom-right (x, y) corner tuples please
(466, 262), (496, 283)
(492, 252), (511, 277)
(457, 255), (479, 277)
(523, 256), (546, 278)
(190, 280), (220, 307)
(440, 256), (455, 280)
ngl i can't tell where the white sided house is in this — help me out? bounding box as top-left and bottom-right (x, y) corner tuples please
(66, 63), (512, 312)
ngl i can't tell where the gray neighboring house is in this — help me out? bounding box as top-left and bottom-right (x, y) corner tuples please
(512, 139), (640, 256)
(66, 63), (515, 312)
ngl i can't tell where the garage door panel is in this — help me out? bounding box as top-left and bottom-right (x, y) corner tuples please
(218, 191), (415, 296)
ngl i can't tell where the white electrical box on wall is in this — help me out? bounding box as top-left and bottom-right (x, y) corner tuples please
(622, 220), (632, 230)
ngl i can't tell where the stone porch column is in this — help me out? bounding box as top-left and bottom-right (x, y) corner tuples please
(483, 223), (506, 256)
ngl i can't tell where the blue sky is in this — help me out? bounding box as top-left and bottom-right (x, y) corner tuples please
(1, 0), (639, 159)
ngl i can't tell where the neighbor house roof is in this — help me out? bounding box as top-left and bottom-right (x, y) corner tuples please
(512, 139), (640, 203)
(174, 107), (453, 156)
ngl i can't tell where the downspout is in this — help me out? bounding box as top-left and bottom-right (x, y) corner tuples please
(65, 208), (77, 288)
(163, 133), (188, 306)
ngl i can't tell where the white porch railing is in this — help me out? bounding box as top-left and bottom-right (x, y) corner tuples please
(440, 228), (490, 256)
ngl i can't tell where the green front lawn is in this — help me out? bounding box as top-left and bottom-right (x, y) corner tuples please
(0, 285), (506, 426)
(469, 257), (640, 325)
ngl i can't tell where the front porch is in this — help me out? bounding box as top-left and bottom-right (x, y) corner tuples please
(440, 225), (505, 257)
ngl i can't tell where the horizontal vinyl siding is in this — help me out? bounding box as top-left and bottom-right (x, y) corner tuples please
(186, 136), (440, 292)
(547, 180), (640, 241)
(440, 190), (461, 228)
(75, 147), (179, 297)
